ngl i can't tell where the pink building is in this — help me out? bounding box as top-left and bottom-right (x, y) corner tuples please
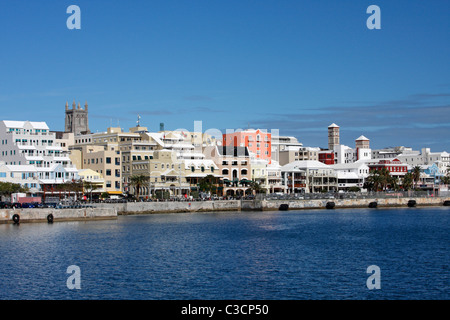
(222, 129), (272, 163)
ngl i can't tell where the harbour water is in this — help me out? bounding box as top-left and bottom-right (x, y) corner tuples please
(0, 207), (448, 300)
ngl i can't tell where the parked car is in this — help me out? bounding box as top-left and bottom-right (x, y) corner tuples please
(0, 202), (12, 209)
(12, 203), (22, 208)
(21, 203), (36, 208)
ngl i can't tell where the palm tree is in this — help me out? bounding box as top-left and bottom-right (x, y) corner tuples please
(402, 172), (414, 191)
(411, 166), (422, 190)
(249, 179), (265, 195)
(366, 169), (391, 192)
(199, 174), (217, 195)
(130, 174), (150, 199)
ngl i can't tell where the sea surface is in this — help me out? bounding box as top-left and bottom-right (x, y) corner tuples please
(0, 207), (448, 300)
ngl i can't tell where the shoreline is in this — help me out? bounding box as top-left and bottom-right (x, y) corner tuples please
(1, 197), (448, 224)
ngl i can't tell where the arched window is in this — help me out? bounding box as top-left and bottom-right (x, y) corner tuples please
(222, 168), (229, 175)
(241, 169), (248, 175)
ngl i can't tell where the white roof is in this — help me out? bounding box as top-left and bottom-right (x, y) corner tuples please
(328, 123), (339, 128)
(46, 146), (63, 151)
(183, 159), (219, 169)
(336, 172), (360, 179)
(281, 160), (330, 171)
(2, 120), (49, 130)
(17, 145), (37, 150)
(5, 165), (38, 172)
(25, 156), (44, 161)
(355, 135), (369, 141)
(330, 162), (369, 170)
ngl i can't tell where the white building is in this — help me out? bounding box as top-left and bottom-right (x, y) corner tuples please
(0, 120), (79, 194)
(281, 160), (338, 193)
(330, 162), (370, 191)
(0, 162), (40, 195)
(396, 148), (450, 175)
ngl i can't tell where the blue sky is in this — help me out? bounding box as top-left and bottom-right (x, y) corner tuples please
(0, 0), (449, 151)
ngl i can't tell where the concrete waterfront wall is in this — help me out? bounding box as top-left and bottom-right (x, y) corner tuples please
(94, 197), (450, 215)
(3, 197), (446, 224)
(256, 197), (450, 211)
(0, 207), (117, 224)
(94, 200), (242, 214)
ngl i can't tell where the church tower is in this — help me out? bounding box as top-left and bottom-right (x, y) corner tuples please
(65, 100), (90, 135)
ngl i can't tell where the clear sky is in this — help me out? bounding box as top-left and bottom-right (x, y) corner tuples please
(0, 0), (449, 151)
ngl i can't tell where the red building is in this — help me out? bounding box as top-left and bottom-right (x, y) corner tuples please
(368, 159), (408, 176)
(318, 150), (335, 165)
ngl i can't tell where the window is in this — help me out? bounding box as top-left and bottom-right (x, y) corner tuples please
(106, 157), (111, 164)
(106, 169), (111, 176)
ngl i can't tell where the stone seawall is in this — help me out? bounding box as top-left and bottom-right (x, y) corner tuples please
(94, 197), (450, 215)
(2, 197), (447, 223)
(0, 208), (117, 224)
(256, 197), (450, 211)
(94, 200), (242, 215)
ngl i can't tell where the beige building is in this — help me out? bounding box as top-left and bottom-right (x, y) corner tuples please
(204, 146), (252, 197)
(69, 144), (122, 195)
(279, 146), (320, 166)
(78, 168), (105, 198)
(131, 149), (220, 198)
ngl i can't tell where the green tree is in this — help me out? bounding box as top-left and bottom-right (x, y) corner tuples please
(402, 172), (414, 191)
(249, 179), (266, 194)
(0, 182), (29, 199)
(130, 174), (150, 199)
(83, 181), (102, 201)
(411, 166), (422, 190)
(199, 174), (217, 195)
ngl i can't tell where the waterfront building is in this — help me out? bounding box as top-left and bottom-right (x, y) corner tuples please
(329, 162), (370, 191)
(203, 145), (252, 197)
(223, 129), (272, 163)
(131, 149), (189, 198)
(70, 144), (122, 196)
(0, 120), (79, 197)
(250, 159), (269, 192)
(0, 162), (40, 195)
(280, 160), (338, 193)
(396, 148), (450, 175)
(266, 160), (286, 194)
(78, 168), (105, 198)
(131, 149), (220, 198)
(366, 158), (409, 177)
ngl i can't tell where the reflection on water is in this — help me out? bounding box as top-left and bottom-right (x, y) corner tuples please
(0, 207), (448, 300)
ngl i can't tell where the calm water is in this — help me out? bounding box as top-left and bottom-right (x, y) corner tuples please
(0, 207), (448, 300)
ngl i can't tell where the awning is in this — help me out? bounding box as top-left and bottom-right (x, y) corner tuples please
(107, 191), (123, 195)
